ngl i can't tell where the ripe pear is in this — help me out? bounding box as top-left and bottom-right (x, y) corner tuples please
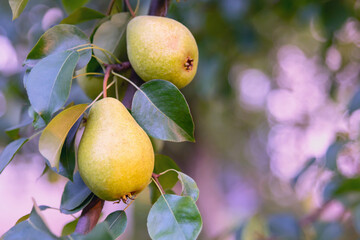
(127, 16), (198, 89)
(77, 97), (154, 201)
(76, 68), (131, 100)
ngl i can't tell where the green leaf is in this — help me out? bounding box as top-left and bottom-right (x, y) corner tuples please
(62, 0), (89, 14)
(132, 80), (195, 142)
(325, 141), (347, 171)
(26, 50), (80, 122)
(60, 172), (92, 214)
(15, 206), (51, 225)
(61, 219), (79, 236)
(32, 112), (46, 130)
(177, 172), (199, 202)
(58, 116), (83, 180)
(0, 138), (28, 174)
(26, 24), (91, 69)
(150, 154), (181, 204)
(82, 223), (113, 240)
(333, 177), (360, 196)
(104, 211), (127, 238)
(2, 202), (57, 240)
(61, 7), (105, 25)
(268, 214), (302, 240)
(93, 12), (130, 64)
(348, 88), (360, 115)
(314, 222), (343, 240)
(147, 194), (202, 240)
(39, 104), (87, 170)
(291, 157), (316, 188)
(8, 0), (29, 20)
(61, 194), (94, 215)
(5, 120), (32, 140)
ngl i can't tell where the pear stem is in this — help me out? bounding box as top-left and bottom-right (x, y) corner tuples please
(102, 66), (112, 98)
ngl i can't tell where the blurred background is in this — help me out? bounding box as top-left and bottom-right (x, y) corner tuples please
(2, 0), (360, 239)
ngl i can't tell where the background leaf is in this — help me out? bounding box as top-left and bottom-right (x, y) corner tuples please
(268, 214), (302, 240)
(8, 0), (29, 20)
(26, 51), (80, 122)
(132, 80), (195, 142)
(62, 0), (89, 14)
(324, 141), (347, 171)
(93, 12), (130, 64)
(291, 157), (316, 188)
(314, 222), (343, 240)
(5, 119), (32, 140)
(61, 8), (105, 25)
(0, 138), (28, 174)
(61, 219), (79, 236)
(39, 104), (87, 170)
(147, 194), (202, 240)
(60, 172), (92, 214)
(104, 211), (127, 238)
(26, 24), (91, 69)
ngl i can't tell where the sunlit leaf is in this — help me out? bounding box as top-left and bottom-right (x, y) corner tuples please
(61, 219), (79, 236)
(61, 7), (105, 25)
(132, 80), (195, 142)
(93, 12), (130, 63)
(177, 172), (199, 202)
(8, 0), (29, 20)
(39, 104), (87, 170)
(0, 138), (28, 174)
(147, 194), (202, 240)
(26, 25), (91, 69)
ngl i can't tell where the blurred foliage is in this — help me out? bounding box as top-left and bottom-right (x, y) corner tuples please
(3, 0), (360, 239)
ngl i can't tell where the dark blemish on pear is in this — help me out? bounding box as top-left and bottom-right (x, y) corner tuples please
(184, 57), (194, 71)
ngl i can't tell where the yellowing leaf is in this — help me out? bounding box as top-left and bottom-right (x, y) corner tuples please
(39, 104), (87, 170)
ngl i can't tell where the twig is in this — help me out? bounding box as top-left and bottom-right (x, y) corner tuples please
(102, 66), (112, 98)
(152, 173), (165, 194)
(125, 0), (136, 18)
(106, 0), (116, 15)
(74, 196), (104, 234)
(102, 62), (132, 98)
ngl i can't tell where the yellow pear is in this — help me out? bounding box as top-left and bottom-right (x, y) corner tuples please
(77, 97), (154, 201)
(127, 16), (198, 89)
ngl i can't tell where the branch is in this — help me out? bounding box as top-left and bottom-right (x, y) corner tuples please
(74, 0), (170, 234)
(75, 196), (104, 234)
(148, 0), (171, 16)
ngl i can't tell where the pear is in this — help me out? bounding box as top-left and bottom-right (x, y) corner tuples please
(127, 16), (198, 89)
(76, 68), (131, 100)
(77, 97), (154, 201)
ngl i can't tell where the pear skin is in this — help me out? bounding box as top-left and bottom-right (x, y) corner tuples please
(78, 97), (154, 201)
(127, 16), (198, 89)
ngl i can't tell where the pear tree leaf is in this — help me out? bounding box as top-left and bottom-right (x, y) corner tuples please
(268, 214), (302, 239)
(26, 50), (80, 122)
(61, 7), (105, 25)
(39, 104), (87, 170)
(15, 205), (51, 225)
(62, 0), (89, 14)
(93, 12), (130, 64)
(147, 194), (202, 240)
(325, 141), (347, 171)
(58, 116), (83, 180)
(150, 154), (181, 204)
(61, 194), (94, 215)
(314, 222), (343, 240)
(5, 119), (32, 140)
(0, 138), (28, 174)
(104, 211), (127, 238)
(26, 24), (91, 69)
(291, 157), (316, 188)
(177, 172), (199, 202)
(132, 80), (195, 142)
(2, 202), (57, 240)
(81, 222), (113, 240)
(61, 219), (79, 236)
(8, 0), (29, 20)
(348, 88), (360, 115)
(60, 172), (92, 214)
